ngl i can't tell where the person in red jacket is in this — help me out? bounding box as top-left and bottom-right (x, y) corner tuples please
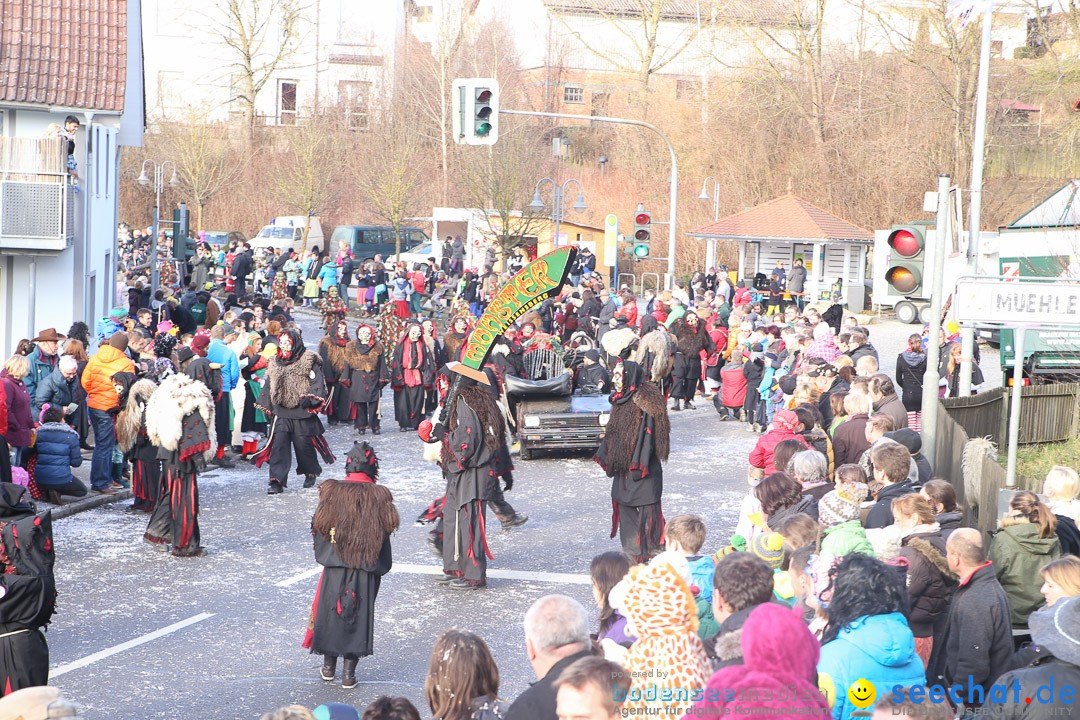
(718, 360), (747, 420)
(749, 409), (809, 475)
(616, 291), (638, 327)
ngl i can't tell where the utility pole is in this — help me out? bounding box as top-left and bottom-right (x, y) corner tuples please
(959, 4), (995, 395)
(920, 174), (951, 470)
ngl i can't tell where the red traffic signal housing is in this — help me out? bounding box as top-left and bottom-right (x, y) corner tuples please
(635, 212), (651, 225)
(885, 225), (926, 296)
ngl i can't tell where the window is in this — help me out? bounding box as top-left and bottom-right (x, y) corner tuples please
(676, 79), (700, 101)
(590, 92), (609, 117)
(338, 80), (371, 129)
(991, 40), (1003, 58)
(564, 86), (584, 104)
(278, 80), (298, 125)
(413, 4), (434, 22)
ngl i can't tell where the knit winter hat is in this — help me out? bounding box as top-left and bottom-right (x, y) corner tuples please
(818, 483), (868, 527)
(314, 704), (361, 720)
(190, 334), (210, 357)
(109, 306), (128, 320)
(772, 409), (800, 434)
(750, 532), (786, 570)
(107, 332), (129, 352)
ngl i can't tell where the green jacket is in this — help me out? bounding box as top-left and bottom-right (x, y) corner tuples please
(989, 521), (1061, 627)
(821, 520), (874, 559)
(696, 597), (720, 641)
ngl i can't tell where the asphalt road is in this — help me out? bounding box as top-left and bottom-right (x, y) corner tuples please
(45, 313), (757, 720)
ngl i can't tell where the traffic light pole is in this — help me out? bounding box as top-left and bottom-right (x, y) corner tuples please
(920, 174), (951, 471)
(500, 109), (679, 289)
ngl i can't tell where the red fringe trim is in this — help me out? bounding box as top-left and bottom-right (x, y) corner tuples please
(180, 439), (211, 462)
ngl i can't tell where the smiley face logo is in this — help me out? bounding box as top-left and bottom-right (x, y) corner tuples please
(847, 679), (876, 709)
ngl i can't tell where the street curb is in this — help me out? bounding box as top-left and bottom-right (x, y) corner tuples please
(48, 489), (133, 520)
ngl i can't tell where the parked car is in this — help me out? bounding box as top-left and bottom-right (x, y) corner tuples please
(250, 216), (325, 252)
(388, 241), (434, 268)
(331, 225), (430, 263)
(202, 230), (247, 248)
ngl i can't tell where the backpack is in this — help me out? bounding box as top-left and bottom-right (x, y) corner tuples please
(0, 510), (58, 627)
(191, 302), (208, 325)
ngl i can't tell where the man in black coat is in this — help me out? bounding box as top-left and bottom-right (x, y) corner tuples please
(230, 243), (254, 297)
(505, 595), (592, 720)
(929, 528), (1014, 713)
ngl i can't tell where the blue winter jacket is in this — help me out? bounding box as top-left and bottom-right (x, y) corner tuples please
(817, 612), (926, 720)
(206, 339), (240, 392)
(34, 422), (82, 486)
(318, 262), (339, 292)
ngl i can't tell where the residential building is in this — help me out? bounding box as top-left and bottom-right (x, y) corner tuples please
(143, 0), (404, 125)
(0, 0), (145, 358)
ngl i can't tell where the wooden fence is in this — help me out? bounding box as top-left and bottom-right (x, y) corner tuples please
(941, 382), (1080, 446)
(932, 401), (1007, 536)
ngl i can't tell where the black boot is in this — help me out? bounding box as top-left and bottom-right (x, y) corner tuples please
(671, 401), (682, 412)
(303, 474), (317, 489)
(267, 480), (284, 495)
(320, 655), (337, 682)
(342, 656), (358, 689)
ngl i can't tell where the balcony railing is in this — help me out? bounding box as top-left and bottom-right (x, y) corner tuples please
(0, 137), (76, 253)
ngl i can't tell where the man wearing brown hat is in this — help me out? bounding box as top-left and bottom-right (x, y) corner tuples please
(24, 328), (65, 403)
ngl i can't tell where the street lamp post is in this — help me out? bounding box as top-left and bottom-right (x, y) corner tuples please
(137, 159), (178, 296)
(529, 177), (587, 253)
(698, 176), (720, 270)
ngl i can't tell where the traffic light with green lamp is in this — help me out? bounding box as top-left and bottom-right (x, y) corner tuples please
(633, 207), (651, 259)
(885, 225), (925, 295)
(452, 78), (499, 146)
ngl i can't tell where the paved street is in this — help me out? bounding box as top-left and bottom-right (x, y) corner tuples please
(44, 312), (756, 719)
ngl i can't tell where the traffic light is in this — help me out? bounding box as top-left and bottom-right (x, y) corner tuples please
(885, 224), (925, 295)
(172, 202), (191, 259)
(633, 208), (651, 259)
(452, 78), (499, 146)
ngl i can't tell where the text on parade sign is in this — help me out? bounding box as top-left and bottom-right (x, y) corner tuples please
(954, 279), (1080, 326)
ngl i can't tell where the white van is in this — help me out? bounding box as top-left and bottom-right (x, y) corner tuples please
(250, 216), (325, 253)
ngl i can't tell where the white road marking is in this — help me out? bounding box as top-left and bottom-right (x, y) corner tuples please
(49, 612), (216, 678)
(275, 563), (590, 587)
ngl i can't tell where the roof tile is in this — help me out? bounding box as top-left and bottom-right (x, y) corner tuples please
(689, 194), (873, 242)
(0, 0), (127, 112)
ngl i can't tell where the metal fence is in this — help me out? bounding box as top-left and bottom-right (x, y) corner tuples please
(941, 382), (1080, 446)
(932, 401), (1006, 536)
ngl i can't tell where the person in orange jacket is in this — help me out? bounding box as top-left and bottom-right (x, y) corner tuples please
(81, 332), (135, 494)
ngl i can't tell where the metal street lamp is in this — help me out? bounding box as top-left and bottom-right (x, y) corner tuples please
(530, 177), (587, 250)
(698, 176), (721, 270)
(138, 158), (178, 295)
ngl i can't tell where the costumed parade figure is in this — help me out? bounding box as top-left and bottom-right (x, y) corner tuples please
(389, 324), (435, 432)
(319, 320), (352, 426)
(442, 316), (470, 362)
(319, 286), (347, 330)
(670, 311), (714, 410)
(0, 483), (56, 696)
(420, 319), (445, 414)
(344, 325), (388, 435)
(143, 370), (216, 557)
(270, 272), (288, 305)
(634, 315), (675, 397)
(594, 359), (670, 563)
(427, 368), (503, 589)
(255, 330), (334, 494)
(238, 339), (273, 455)
(481, 364), (528, 530)
(114, 373), (162, 513)
(302, 442), (399, 690)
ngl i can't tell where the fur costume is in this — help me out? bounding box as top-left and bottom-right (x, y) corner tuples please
(115, 379), (158, 453)
(266, 350), (322, 410)
(312, 480), (400, 569)
(344, 341), (383, 373)
(674, 318), (712, 355)
(146, 373), (216, 462)
(601, 379), (670, 474)
(601, 326), (638, 362)
(634, 330), (675, 383)
(318, 334), (348, 376)
(440, 384), (504, 466)
(443, 331), (468, 362)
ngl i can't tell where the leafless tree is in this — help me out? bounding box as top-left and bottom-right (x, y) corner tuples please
(274, 116), (341, 252)
(213, 0), (307, 142)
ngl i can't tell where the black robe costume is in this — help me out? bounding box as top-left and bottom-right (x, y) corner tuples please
(254, 330), (333, 490)
(593, 361), (670, 563)
(114, 377), (162, 513)
(303, 443), (399, 661)
(319, 322), (352, 425)
(0, 484), (55, 696)
(390, 335), (435, 431)
(143, 372), (215, 557)
(421, 327), (446, 415)
(439, 384), (501, 584)
(344, 337), (388, 433)
(670, 315), (715, 404)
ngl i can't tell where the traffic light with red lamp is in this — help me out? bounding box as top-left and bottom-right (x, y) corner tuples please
(885, 225), (926, 296)
(633, 207), (651, 259)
